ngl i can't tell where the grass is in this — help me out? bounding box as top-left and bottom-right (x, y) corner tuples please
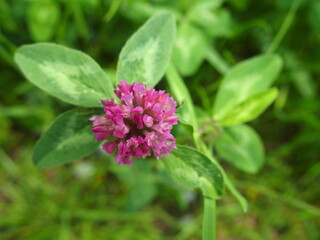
(1, 137), (319, 239)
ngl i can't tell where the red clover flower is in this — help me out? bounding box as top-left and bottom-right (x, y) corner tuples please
(90, 80), (178, 165)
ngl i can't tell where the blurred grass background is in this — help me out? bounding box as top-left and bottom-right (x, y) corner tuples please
(0, 0), (319, 239)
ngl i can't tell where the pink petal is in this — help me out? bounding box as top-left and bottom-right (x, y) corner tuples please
(143, 114), (154, 128)
(103, 141), (118, 154)
(113, 124), (129, 138)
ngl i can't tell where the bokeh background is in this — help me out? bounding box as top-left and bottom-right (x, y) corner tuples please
(1, 0), (319, 239)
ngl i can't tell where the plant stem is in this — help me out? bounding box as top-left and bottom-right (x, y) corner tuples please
(202, 142), (249, 213)
(165, 64), (201, 150)
(202, 197), (216, 240)
(69, 0), (89, 39)
(206, 46), (230, 75)
(200, 178), (217, 240)
(266, 0), (299, 53)
(203, 197), (216, 240)
(104, 0), (122, 22)
(166, 64), (218, 239)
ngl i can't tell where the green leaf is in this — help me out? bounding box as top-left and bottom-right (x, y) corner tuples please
(163, 152), (200, 190)
(220, 88), (279, 126)
(117, 12), (176, 88)
(33, 110), (100, 168)
(213, 54), (282, 120)
(215, 124), (264, 174)
(14, 43), (115, 107)
(188, 4), (233, 37)
(27, 0), (60, 41)
(172, 22), (207, 76)
(162, 145), (224, 197)
(175, 101), (188, 124)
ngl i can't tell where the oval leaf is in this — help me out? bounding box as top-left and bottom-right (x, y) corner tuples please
(33, 110), (100, 168)
(213, 54), (282, 120)
(162, 152), (200, 190)
(220, 88), (279, 126)
(215, 124), (264, 174)
(172, 22), (207, 76)
(117, 12), (176, 88)
(162, 145), (224, 197)
(14, 43), (115, 107)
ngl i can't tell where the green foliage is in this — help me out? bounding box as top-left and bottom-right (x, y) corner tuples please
(172, 22), (207, 76)
(163, 145), (224, 197)
(215, 124), (264, 173)
(213, 54), (282, 121)
(188, 2), (233, 38)
(117, 13), (176, 88)
(166, 64), (198, 129)
(14, 43), (114, 107)
(220, 88), (279, 126)
(33, 110), (100, 168)
(1, 0), (320, 239)
(27, 0), (60, 41)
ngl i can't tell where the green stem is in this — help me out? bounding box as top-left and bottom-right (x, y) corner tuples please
(104, 0), (122, 22)
(69, 0), (89, 39)
(201, 142), (249, 212)
(203, 197), (216, 240)
(0, 33), (17, 69)
(206, 46), (230, 75)
(166, 63), (248, 238)
(166, 63), (201, 150)
(166, 63), (217, 239)
(266, 0), (299, 53)
(224, 177), (248, 212)
(0, 46), (16, 69)
(167, 62), (250, 240)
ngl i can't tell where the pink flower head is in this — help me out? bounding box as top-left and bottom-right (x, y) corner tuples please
(90, 80), (178, 165)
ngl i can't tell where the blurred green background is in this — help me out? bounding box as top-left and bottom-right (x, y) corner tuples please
(0, 0), (319, 239)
